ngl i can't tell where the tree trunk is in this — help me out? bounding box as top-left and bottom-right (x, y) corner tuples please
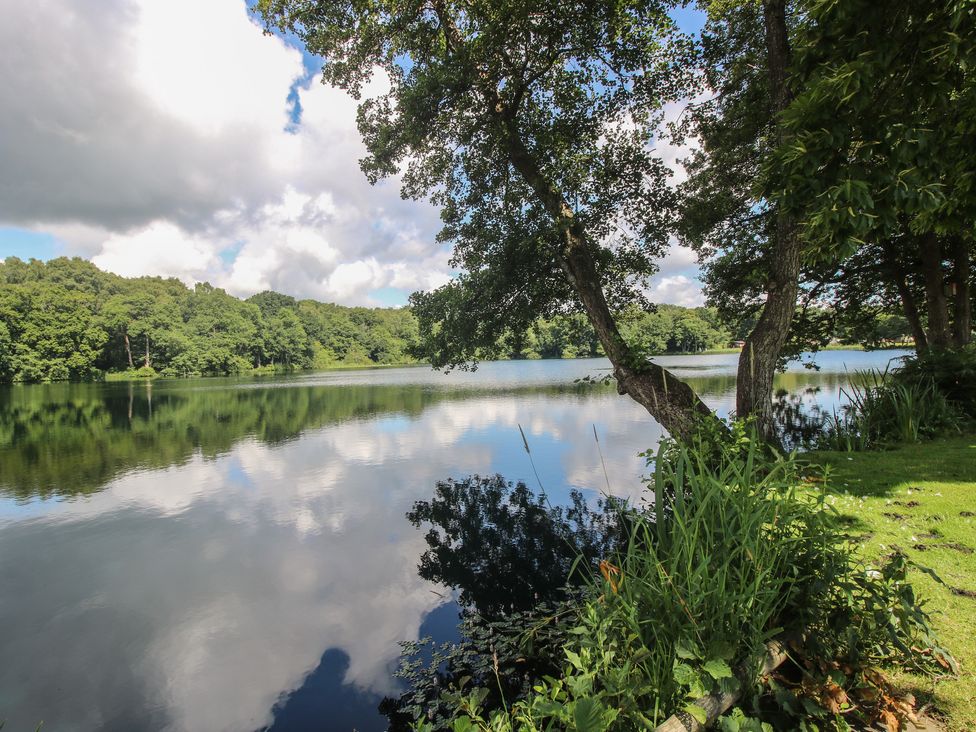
(500, 124), (719, 441)
(949, 235), (972, 346)
(735, 0), (800, 442)
(144, 333), (151, 368)
(882, 240), (928, 351)
(124, 332), (134, 369)
(920, 232), (951, 348)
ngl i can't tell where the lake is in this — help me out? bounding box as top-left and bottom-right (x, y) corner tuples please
(0, 350), (909, 731)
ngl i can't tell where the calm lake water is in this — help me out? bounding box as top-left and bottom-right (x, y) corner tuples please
(0, 350), (908, 731)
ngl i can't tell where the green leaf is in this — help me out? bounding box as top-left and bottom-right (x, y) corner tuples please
(703, 659), (734, 680)
(718, 715), (741, 732)
(565, 649), (584, 670)
(707, 640), (735, 661)
(675, 638), (700, 660)
(672, 662), (697, 687)
(685, 704), (708, 726)
(573, 698), (609, 732)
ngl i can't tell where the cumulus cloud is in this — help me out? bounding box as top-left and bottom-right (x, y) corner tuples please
(648, 274), (706, 307)
(1, 0), (708, 306)
(643, 241), (705, 306)
(93, 222), (221, 283)
(0, 0), (294, 230)
(0, 0), (448, 305)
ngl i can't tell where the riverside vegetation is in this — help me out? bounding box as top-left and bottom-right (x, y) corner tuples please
(1, 256), (749, 383)
(0, 257), (907, 385)
(384, 347), (976, 731)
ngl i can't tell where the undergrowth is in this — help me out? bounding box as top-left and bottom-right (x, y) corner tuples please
(393, 424), (953, 731)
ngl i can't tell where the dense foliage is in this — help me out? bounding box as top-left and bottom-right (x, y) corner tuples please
(395, 430), (952, 731)
(768, 0), (975, 354)
(0, 257), (744, 383)
(0, 256), (420, 381)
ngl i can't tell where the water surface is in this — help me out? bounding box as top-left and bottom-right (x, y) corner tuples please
(0, 350), (908, 731)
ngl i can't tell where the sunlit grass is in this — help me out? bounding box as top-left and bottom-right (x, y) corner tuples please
(806, 436), (976, 728)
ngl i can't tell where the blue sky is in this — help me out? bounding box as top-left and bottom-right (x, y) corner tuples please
(0, 0), (707, 307)
(0, 228), (61, 261)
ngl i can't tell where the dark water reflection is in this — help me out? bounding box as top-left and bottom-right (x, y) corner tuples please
(0, 351), (908, 731)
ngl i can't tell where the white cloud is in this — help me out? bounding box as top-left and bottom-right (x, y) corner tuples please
(132, 0), (299, 136)
(0, 0), (708, 307)
(92, 222), (219, 283)
(644, 242), (705, 306)
(0, 0), (449, 305)
(648, 274), (706, 307)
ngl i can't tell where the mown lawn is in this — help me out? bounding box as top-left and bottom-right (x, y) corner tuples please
(805, 436), (976, 729)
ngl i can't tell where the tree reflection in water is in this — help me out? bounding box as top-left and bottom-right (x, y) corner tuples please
(382, 475), (627, 730)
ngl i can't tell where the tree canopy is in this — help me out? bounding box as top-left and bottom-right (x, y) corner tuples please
(0, 257), (746, 383)
(258, 0), (726, 439)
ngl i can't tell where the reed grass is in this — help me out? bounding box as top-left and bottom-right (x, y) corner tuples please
(823, 368), (960, 450)
(558, 435), (843, 725)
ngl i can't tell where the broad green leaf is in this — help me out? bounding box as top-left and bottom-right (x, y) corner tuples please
(703, 659), (734, 680)
(572, 698), (609, 732)
(685, 704), (708, 726)
(672, 662), (697, 687)
(675, 638), (700, 660)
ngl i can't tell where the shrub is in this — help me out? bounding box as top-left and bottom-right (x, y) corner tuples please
(894, 345), (976, 420)
(417, 430), (951, 731)
(823, 369), (961, 450)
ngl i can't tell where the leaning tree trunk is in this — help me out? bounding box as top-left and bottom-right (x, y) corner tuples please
(124, 332), (134, 368)
(882, 240), (928, 351)
(735, 0), (800, 442)
(920, 232), (951, 348)
(949, 235), (972, 346)
(558, 225), (719, 440)
(501, 123), (720, 442)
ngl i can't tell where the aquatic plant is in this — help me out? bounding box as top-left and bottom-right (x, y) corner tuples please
(824, 369), (961, 450)
(412, 430), (952, 731)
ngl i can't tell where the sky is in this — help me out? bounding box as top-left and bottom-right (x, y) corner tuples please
(0, 0), (706, 308)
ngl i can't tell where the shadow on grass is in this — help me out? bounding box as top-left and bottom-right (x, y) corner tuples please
(800, 435), (976, 727)
(801, 436), (976, 499)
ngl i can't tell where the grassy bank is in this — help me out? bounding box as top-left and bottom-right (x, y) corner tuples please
(806, 436), (976, 728)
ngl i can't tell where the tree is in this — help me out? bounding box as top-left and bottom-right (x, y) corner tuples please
(258, 0), (721, 440)
(12, 283), (107, 381)
(264, 308), (310, 367)
(677, 0), (803, 440)
(770, 0), (976, 348)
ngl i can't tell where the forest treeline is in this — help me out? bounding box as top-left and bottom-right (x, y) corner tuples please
(0, 256), (760, 383)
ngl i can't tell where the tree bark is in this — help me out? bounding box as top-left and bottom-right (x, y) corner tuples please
(124, 332), (134, 368)
(920, 232), (951, 348)
(881, 240), (928, 351)
(144, 333), (151, 368)
(949, 235), (972, 346)
(735, 0), (801, 442)
(500, 124), (719, 441)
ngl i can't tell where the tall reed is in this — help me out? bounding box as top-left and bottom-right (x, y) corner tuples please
(561, 436), (841, 724)
(824, 368), (960, 450)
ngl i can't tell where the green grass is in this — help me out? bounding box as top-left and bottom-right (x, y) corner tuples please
(104, 366), (158, 381)
(805, 436), (976, 728)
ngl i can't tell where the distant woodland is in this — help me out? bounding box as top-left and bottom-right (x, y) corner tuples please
(0, 257), (904, 383)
